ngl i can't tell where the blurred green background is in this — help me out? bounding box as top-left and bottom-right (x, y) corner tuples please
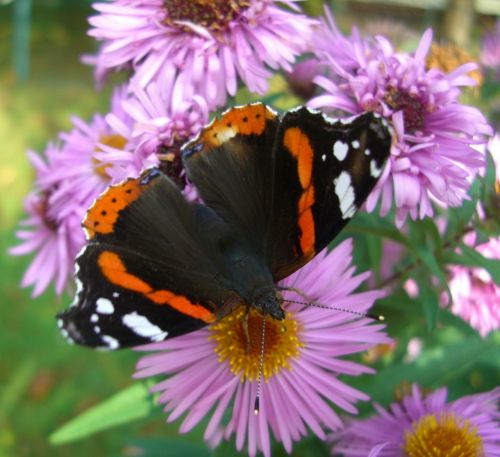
(0, 1), (499, 456)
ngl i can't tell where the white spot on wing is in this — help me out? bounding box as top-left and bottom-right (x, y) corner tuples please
(370, 160), (383, 178)
(321, 154), (326, 162)
(90, 314), (98, 323)
(57, 319), (63, 329)
(364, 149), (371, 156)
(96, 298), (114, 314)
(217, 128), (236, 143)
(334, 171), (357, 219)
(122, 312), (168, 342)
(94, 326), (101, 334)
(112, 292), (119, 298)
(352, 140), (360, 148)
(101, 335), (119, 350)
(333, 141), (349, 161)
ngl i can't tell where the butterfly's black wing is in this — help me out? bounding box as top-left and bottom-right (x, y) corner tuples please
(58, 169), (240, 349)
(268, 108), (392, 279)
(182, 104), (392, 282)
(182, 103), (279, 259)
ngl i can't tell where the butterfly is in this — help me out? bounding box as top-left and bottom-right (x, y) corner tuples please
(57, 103), (391, 350)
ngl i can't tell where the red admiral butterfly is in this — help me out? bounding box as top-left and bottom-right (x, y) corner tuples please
(57, 104), (391, 350)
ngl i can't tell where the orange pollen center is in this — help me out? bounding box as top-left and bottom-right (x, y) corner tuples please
(209, 306), (303, 381)
(164, 0), (250, 32)
(93, 134), (127, 178)
(403, 413), (484, 457)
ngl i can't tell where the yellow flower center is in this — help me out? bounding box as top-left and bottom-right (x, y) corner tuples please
(209, 306), (303, 381)
(403, 413), (484, 457)
(164, 0), (250, 32)
(93, 134), (127, 179)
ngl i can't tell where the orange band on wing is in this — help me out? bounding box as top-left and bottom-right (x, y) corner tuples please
(84, 179), (142, 239)
(98, 251), (215, 324)
(283, 127), (313, 189)
(202, 104), (276, 147)
(283, 127), (316, 257)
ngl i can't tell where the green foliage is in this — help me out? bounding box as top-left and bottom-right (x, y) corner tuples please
(50, 382), (155, 445)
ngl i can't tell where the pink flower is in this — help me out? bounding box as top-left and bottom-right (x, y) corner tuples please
(134, 239), (389, 457)
(446, 235), (500, 337)
(9, 142), (85, 296)
(331, 384), (500, 456)
(286, 58), (322, 100)
(87, 0), (316, 108)
(309, 11), (492, 227)
(107, 81), (209, 188)
(40, 85), (151, 214)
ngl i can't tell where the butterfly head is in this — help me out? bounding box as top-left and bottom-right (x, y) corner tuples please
(252, 287), (285, 321)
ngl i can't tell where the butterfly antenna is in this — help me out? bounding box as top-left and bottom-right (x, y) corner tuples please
(254, 317), (266, 416)
(284, 298), (384, 322)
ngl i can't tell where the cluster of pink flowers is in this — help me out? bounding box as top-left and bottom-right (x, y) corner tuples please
(86, 0), (316, 109)
(309, 11), (491, 227)
(11, 1), (500, 456)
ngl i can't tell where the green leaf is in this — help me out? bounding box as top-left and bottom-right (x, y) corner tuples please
(50, 382), (154, 445)
(415, 248), (448, 288)
(353, 335), (500, 407)
(415, 272), (440, 332)
(346, 212), (410, 246)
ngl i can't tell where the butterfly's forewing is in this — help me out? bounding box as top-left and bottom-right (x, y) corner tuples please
(182, 103), (279, 259)
(58, 169), (238, 349)
(268, 108), (392, 280)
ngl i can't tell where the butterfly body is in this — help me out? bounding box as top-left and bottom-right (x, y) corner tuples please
(57, 103), (391, 349)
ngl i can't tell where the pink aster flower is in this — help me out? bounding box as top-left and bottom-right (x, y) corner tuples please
(134, 239), (389, 457)
(331, 384), (500, 456)
(107, 81), (208, 188)
(309, 11), (492, 227)
(87, 0), (317, 108)
(9, 144), (85, 297)
(41, 85), (153, 214)
(445, 235), (500, 337)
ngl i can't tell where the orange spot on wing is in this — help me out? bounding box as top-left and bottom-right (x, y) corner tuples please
(283, 127), (313, 189)
(202, 104), (276, 147)
(298, 209), (315, 257)
(98, 251), (152, 294)
(283, 127), (316, 257)
(84, 179), (142, 239)
(97, 251), (215, 324)
(168, 295), (215, 323)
